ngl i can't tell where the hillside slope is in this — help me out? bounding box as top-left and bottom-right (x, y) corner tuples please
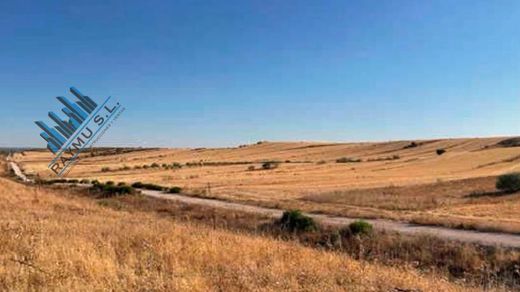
(0, 176), (464, 291)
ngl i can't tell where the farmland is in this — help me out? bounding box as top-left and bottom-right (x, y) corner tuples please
(15, 137), (520, 233)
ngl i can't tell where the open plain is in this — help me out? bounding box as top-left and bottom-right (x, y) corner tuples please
(14, 137), (520, 234)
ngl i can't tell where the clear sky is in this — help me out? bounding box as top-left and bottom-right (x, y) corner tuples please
(1, 0), (519, 148)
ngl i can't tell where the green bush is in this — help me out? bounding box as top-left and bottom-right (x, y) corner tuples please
(496, 173), (520, 193)
(131, 182), (143, 188)
(167, 186), (182, 194)
(348, 220), (373, 235)
(171, 162), (182, 169)
(279, 210), (317, 232)
(143, 183), (164, 191)
(336, 157), (362, 163)
(45, 178), (68, 184)
(404, 141), (418, 149)
(131, 181), (165, 191)
(91, 183), (135, 197)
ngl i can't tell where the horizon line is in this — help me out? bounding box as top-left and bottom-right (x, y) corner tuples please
(1, 134), (518, 150)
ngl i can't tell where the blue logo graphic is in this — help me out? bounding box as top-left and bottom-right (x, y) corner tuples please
(35, 87), (125, 176)
(35, 87), (98, 153)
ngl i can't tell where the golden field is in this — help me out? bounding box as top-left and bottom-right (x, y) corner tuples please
(0, 169), (468, 291)
(15, 137), (520, 232)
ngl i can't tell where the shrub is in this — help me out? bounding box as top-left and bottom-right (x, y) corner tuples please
(142, 183), (165, 191)
(106, 181), (114, 185)
(109, 185), (133, 195)
(151, 163), (160, 168)
(317, 160), (327, 165)
(247, 165), (255, 171)
(131, 181), (165, 191)
(171, 162), (182, 169)
(80, 179), (90, 184)
(262, 162), (279, 170)
(348, 220), (373, 235)
(143, 165), (150, 169)
(278, 210), (317, 232)
(101, 167), (111, 172)
(67, 179), (79, 184)
(117, 182), (126, 186)
(336, 157), (362, 163)
(168, 186), (182, 194)
(436, 149), (446, 155)
(131, 182), (144, 188)
(404, 141), (418, 149)
(186, 161), (203, 167)
(46, 179), (68, 184)
(92, 183), (135, 197)
(496, 173), (520, 193)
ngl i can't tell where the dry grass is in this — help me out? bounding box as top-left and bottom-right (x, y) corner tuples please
(89, 189), (520, 289)
(0, 177), (468, 291)
(15, 137), (520, 233)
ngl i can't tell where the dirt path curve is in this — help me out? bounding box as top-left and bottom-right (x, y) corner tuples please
(6, 155), (34, 183)
(7, 158), (520, 248)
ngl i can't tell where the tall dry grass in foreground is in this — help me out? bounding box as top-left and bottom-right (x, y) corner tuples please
(0, 178), (465, 291)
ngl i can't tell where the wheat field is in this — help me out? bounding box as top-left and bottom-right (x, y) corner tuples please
(15, 137), (520, 232)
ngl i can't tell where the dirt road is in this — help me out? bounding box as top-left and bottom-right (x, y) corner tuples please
(7, 158), (520, 248)
(144, 190), (520, 248)
(6, 155), (33, 183)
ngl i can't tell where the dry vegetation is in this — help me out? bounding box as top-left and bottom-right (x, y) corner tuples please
(89, 189), (520, 290)
(0, 176), (469, 291)
(15, 137), (520, 233)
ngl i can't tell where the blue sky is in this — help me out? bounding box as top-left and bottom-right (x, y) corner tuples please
(0, 0), (519, 147)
